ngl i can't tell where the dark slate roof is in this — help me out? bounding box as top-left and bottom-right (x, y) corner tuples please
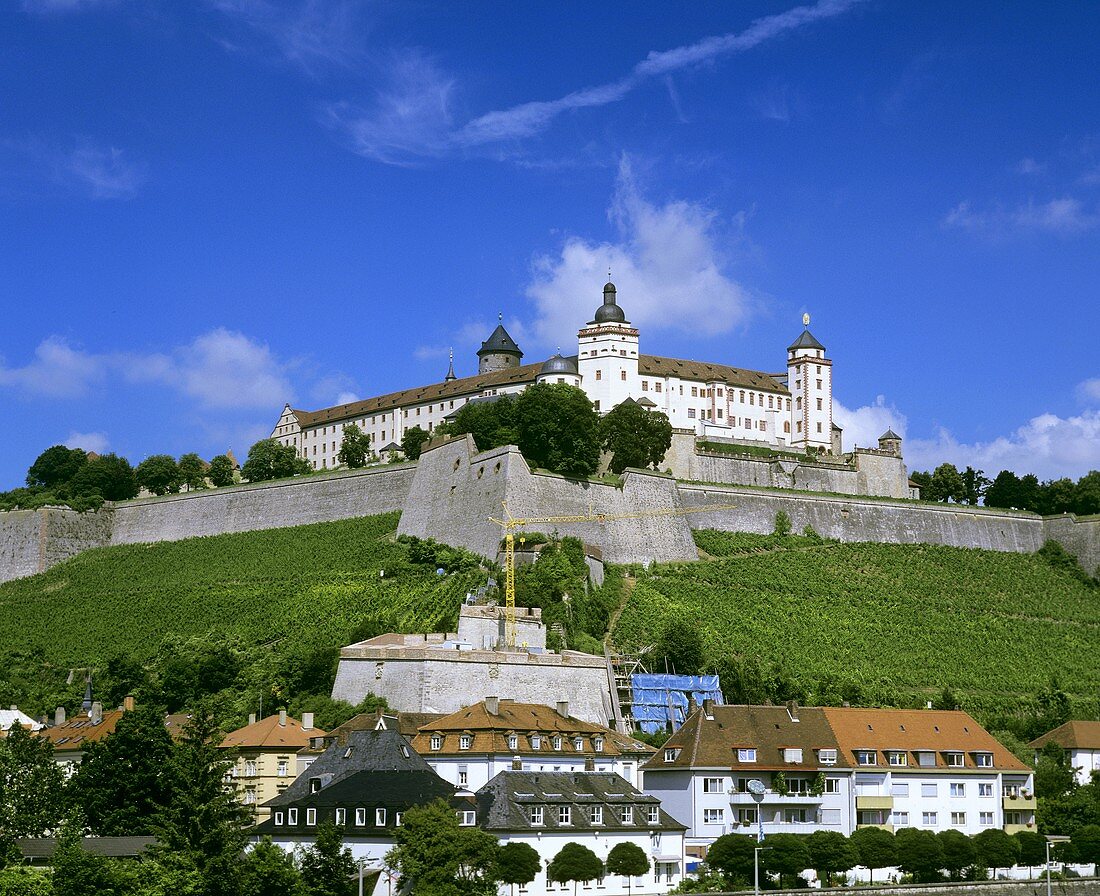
(266, 729), (432, 806)
(638, 355), (788, 394)
(476, 771), (685, 833)
(478, 324), (523, 358)
(788, 330), (825, 351)
(540, 353), (579, 376)
(18, 837), (157, 859)
(879, 429), (902, 441)
(593, 282), (627, 324)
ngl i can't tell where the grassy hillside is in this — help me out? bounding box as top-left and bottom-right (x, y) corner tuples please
(611, 530), (1100, 716)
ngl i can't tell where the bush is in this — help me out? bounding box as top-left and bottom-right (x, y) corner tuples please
(0, 868), (52, 896)
(774, 511), (792, 537)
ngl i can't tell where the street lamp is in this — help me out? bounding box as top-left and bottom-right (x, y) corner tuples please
(754, 846), (772, 896)
(1045, 836), (1070, 896)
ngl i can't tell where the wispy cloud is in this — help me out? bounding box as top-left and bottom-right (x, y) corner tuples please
(1, 137), (146, 200)
(65, 145), (145, 199)
(21, 0), (115, 13)
(330, 0), (863, 164)
(525, 156), (754, 348)
(833, 395), (908, 452)
(1015, 157), (1045, 176)
(943, 197), (1098, 235)
(1075, 377), (1100, 405)
(64, 431), (110, 454)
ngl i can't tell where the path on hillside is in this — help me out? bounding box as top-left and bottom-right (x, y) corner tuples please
(604, 574), (637, 650)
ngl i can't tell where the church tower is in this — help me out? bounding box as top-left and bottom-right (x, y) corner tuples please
(477, 317), (523, 374)
(576, 281), (640, 414)
(787, 319), (833, 453)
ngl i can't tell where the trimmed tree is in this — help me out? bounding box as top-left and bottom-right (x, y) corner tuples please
(973, 828), (1020, 879)
(338, 424), (371, 468)
(849, 825), (897, 885)
(136, 454), (182, 496)
(1071, 824), (1100, 876)
(598, 401), (673, 473)
(895, 828), (944, 883)
(761, 833), (810, 889)
(605, 842), (649, 896)
(177, 453), (208, 491)
(207, 454), (236, 487)
(1013, 831), (1046, 876)
(400, 426), (430, 461)
(937, 829), (977, 880)
(495, 843), (541, 896)
(806, 830), (857, 886)
(547, 843), (604, 896)
(703, 833), (756, 885)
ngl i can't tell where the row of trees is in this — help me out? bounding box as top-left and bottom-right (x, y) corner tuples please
(701, 826), (1100, 891)
(910, 463), (1100, 515)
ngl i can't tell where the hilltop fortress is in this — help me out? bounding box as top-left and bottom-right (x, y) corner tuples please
(0, 283), (1097, 582)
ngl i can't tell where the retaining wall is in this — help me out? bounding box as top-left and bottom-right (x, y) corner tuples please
(0, 507), (114, 583)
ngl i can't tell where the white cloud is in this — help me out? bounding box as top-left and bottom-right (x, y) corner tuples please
(1015, 157), (1045, 175)
(22, 0), (113, 12)
(943, 197), (1097, 235)
(330, 0), (862, 164)
(833, 395), (907, 452)
(1076, 377), (1100, 405)
(65, 145), (145, 199)
(0, 336), (107, 398)
(170, 328), (292, 409)
(208, 0), (364, 71)
(64, 431), (109, 454)
(525, 157), (753, 347)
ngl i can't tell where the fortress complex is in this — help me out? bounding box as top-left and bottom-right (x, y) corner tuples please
(270, 282), (842, 472)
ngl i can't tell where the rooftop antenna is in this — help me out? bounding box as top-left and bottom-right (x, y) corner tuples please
(498, 312), (503, 323)
(607, 266), (612, 283)
(803, 312), (811, 328)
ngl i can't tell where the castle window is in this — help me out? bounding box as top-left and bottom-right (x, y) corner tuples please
(594, 401), (600, 411)
(785, 399), (791, 411)
(797, 422), (802, 432)
(595, 370), (602, 380)
(620, 349), (626, 356)
(687, 409), (696, 419)
(739, 390), (745, 401)
(784, 422), (790, 434)
(796, 398), (802, 410)
(621, 370), (627, 381)
(768, 396), (774, 408)
(641, 381), (648, 391)
(655, 382), (661, 392)
(749, 393), (754, 405)
(817, 399), (823, 410)
(817, 365), (822, 373)
(717, 409), (723, 418)
(691, 387), (698, 397)
(817, 423), (822, 433)
(796, 380), (801, 390)
(816, 379), (822, 389)
(416, 408), (420, 415)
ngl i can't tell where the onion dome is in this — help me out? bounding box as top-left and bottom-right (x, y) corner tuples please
(540, 353), (579, 376)
(593, 281), (627, 324)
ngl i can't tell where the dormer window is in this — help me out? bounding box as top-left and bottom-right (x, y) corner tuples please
(647, 806), (659, 824)
(783, 748), (803, 764)
(531, 735), (542, 749)
(459, 735), (472, 751)
(430, 735), (442, 751)
(916, 751), (936, 767)
(621, 806), (633, 825)
(552, 736), (562, 751)
(886, 751), (908, 767)
(573, 737), (584, 752)
(974, 752), (994, 767)
(274, 811), (284, 826)
(818, 749), (837, 765)
(594, 737), (604, 753)
(664, 748), (681, 762)
(855, 750), (877, 766)
(508, 735), (519, 750)
(945, 752), (964, 767)
(737, 748), (756, 763)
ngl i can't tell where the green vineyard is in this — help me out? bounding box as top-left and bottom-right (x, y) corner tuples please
(612, 531), (1100, 715)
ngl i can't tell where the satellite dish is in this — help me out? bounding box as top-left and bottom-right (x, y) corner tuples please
(747, 779), (766, 802)
(802, 312), (811, 327)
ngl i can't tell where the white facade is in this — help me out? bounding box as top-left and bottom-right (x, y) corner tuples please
(427, 754), (640, 793)
(270, 283), (833, 472)
(1068, 746), (1100, 785)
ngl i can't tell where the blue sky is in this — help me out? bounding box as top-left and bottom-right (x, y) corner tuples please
(2, 0), (1099, 489)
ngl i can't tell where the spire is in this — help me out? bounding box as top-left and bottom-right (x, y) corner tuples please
(81, 674), (93, 713)
(445, 348), (456, 382)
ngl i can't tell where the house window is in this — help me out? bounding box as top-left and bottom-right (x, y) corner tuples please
(376, 808), (386, 826)
(945, 752), (964, 767)
(738, 808), (758, 825)
(288, 808), (298, 825)
(979, 783), (994, 797)
(310, 778), (321, 793)
(702, 778), (725, 793)
(784, 808), (808, 823)
(894, 811), (909, 826)
(647, 806), (659, 824)
(552, 737), (563, 751)
(574, 738), (584, 752)
(244, 760), (257, 777)
(355, 808), (366, 826)
(531, 735), (542, 749)
(951, 812), (966, 826)
(244, 787), (256, 805)
(975, 753), (994, 767)
(395, 812), (403, 826)
(592, 806), (603, 825)
(922, 783), (938, 798)
(950, 783), (966, 798)
(274, 811), (284, 825)
(558, 806), (571, 825)
(783, 748), (803, 763)
(818, 749), (837, 765)
(980, 812), (995, 825)
(703, 808), (724, 824)
(664, 748), (680, 762)
(458, 767), (468, 787)
(277, 759), (289, 777)
(922, 812), (938, 826)
(530, 807), (544, 826)
(886, 751), (907, 767)
(621, 807), (633, 824)
(917, 751), (936, 767)
(459, 735), (472, 751)
(737, 748), (756, 762)
(825, 778), (840, 794)
(892, 782), (910, 797)
(594, 737), (604, 753)
(306, 808), (317, 826)
(335, 808), (346, 826)
(430, 735), (442, 751)
(855, 750), (877, 766)
(508, 735), (518, 750)
(459, 811), (476, 826)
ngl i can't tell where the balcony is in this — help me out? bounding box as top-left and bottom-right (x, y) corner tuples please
(857, 822), (895, 833)
(1004, 823), (1034, 836)
(729, 790), (823, 806)
(856, 795), (894, 811)
(1003, 795), (1037, 811)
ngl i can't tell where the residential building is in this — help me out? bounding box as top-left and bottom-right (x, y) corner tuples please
(642, 703), (1034, 862)
(476, 770), (686, 896)
(411, 698), (654, 791)
(221, 710), (324, 820)
(297, 708), (442, 774)
(0, 706), (41, 735)
(1029, 721), (1100, 786)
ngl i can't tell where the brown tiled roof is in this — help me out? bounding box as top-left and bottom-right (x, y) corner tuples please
(39, 709), (125, 753)
(325, 710), (442, 743)
(412, 700), (653, 759)
(1029, 720), (1100, 751)
(219, 713), (325, 751)
(639, 356), (788, 394)
(821, 707), (1029, 772)
(641, 705), (841, 772)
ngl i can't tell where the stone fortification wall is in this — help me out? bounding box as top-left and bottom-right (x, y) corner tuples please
(0, 509), (47, 582)
(727, 881), (1100, 896)
(0, 507), (113, 584)
(110, 465), (414, 546)
(331, 641), (616, 726)
(398, 435), (698, 564)
(1043, 514), (1100, 575)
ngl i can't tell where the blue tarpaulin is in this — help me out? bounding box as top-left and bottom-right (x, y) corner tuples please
(630, 673), (723, 733)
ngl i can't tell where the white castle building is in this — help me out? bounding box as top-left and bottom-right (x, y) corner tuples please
(271, 282), (839, 471)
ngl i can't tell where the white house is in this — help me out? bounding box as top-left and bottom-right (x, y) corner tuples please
(1029, 720), (1100, 786)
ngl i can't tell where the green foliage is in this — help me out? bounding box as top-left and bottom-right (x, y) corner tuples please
(398, 535), (483, 573)
(981, 467), (1100, 516)
(240, 839), (305, 896)
(439, 395), (518, 453)
(494, 843), (541, 888)
(972, 828), (1020, 876)
(546, 843), (603, 888)
(1071, 824), (1100, 872)
(895, 828), (944, 882)
(26, 445), (88, 489)
(760, 833), (810, 888)
(0, 724), (65, 857)
(136, 455), (182, 496)
(71, 453), (139, 501)
(773, 511), (792, 537)
(849, 826), (896, 883)
(51, 820), (134, 896)
(701, 834), (755, 884)
(1039, 772), (1100, 835)
(299, 822), (356, 896)
(178, 454), (208, 492)
(1013, 830), (1047, 869)
(937, 829), (977, 879)
(806, 830), (857, 885)
(401, 426), (430, 461)
(386, 800), (500, 896)
(653, 617), (705, 675)
(207, 455), (235, 488)
(0, 866), (51, 896)
(242, 439), (310, 482)
(338, 424), (372, 469)
(604, 842), (649, 882)
(513, 383), (601, 478)
(612, 531), (1100, 715)
(1037, 541), (1098, 589)
(598, 402), (672, 473)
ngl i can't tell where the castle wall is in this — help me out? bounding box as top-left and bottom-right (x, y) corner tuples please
(331, 645), (616, 726)
(110, 465), (415, 546)
(0, 507), (113, 584)
(1042, 514), (1100, 575)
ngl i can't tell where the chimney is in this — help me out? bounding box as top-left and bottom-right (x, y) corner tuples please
(556, 700), (569, 719)
(787, 699), (800, 722)
(485, 696), (499, 716)
(248, 713), (257, 726)
(8, 705), (15, 711)
(123, 694), (135, 712)
(54, 706), (66, 727)
(279, 709), (287, 727)
(302, 712), (314, 731)
(584, 757), (595, 771)
(512, 756), (522, 770)
(687, 696), (698, 716)
(926, 701), (933, 710)
(703, 699), (715, 719)
(90, 702), (103, 725)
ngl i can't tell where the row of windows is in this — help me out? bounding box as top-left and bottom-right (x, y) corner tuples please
(857, 810), (1002, 827)
(273, 807), (475, 827)
(435, 733), (605, 752)
(877, 781), (1006, 798)
(528, 804), (659, 826)
(854, 750), (995, 768)
(231, 757), (291, 779)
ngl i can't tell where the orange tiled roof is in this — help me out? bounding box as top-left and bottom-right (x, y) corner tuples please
(1029, 720), (1100, 751)
(39, 710), (125, 753)
(219, 714), (325, 751)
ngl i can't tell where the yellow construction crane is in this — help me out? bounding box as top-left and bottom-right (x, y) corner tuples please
(489, 499), (738, 648)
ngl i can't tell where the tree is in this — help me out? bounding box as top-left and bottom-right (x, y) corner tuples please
(207, 454), (235, 487)
(513, 383), (601, 478)
(605, 842), (649, 895)
(438, 395), (518, 452)
(961, 467), (990, 505)
(401, 426), (430, 462)
(655, 617), (705, 675)
(337, 425), (371, 469)
(0, 866), (52, 895)
(1073, 470), (1100, 515)
(849, 826), (896, 884)
(937, 829), (976, 879)
(703, 834), (755, 885)
(1013, 830), (1047, 875)
(50, 820), (135, 896)
(984, 470), (1022, 510)
(761, 834), (810, 889)
(806, 830), (857, 886)
(598, 401), (673, 473)
(299, 821), (356, 896)
(494, 843), (541, 896)
(241, 439), (309, 482)
(774, 511), (792, 536)
(546, 843), (603, 896)
(70, 453), (139, 501)
(0, 724), (66, 859)
(178, 453), (208, 492)
(973, 828), (1020, 879)
(26, 445), (87, 489)
(386, 801), (500, 896)
(136, 454), (182, 496)
(1070, 824), (1100, 876)
(929, 463), (966, 503)
(1035, 741), (1077, 798)
(240, 839), (305, 896)
(894, 828), (943, 882)
(68, 705), (176, 836)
